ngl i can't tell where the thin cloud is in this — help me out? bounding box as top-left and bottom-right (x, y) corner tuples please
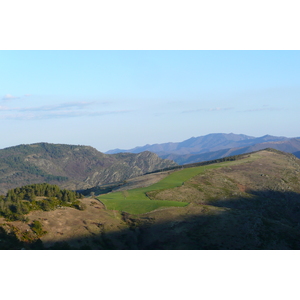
(2, 93), (33, 101)
(18, 101), (96, 112)
(0, 109), (133, 120)
(240, 107), (284, 112)
(182, 107), (233, 113)
(2, 94), (20, 101)
(0, 100), (131, 120)
(0, 101), (97, 112)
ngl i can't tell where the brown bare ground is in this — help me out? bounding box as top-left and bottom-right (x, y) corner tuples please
(1, 198), (128, 249)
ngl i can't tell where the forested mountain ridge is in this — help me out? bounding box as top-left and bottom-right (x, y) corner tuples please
(0, 143), (177, 194)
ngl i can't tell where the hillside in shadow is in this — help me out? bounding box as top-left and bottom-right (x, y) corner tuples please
(5, 189), (297, 250)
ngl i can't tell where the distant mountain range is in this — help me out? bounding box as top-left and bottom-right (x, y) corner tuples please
(0, 143), (177, 195)
(106, 133), (300, 164)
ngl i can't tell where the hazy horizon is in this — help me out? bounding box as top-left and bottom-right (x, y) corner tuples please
(0, 131), (299, 153)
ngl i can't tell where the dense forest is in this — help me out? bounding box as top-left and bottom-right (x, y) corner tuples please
(0, 183), (85, 221)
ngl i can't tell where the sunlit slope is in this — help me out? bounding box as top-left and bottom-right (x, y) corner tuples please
(98, 154), (260, 214)
(148, 149), (300, 208)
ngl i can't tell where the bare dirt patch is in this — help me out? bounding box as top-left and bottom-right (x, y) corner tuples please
(237, 183), (247, 192)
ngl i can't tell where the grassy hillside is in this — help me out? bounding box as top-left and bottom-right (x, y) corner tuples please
(2, 148), (300, 250)
(148, 149), (300, 205)
(98, 160), (244, 214)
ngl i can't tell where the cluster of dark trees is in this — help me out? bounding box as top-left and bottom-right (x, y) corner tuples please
(0, 183), (85, 221)
(4, 183), (83, 202)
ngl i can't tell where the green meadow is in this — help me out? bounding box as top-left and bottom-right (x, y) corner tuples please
(98, 161), (238, 214)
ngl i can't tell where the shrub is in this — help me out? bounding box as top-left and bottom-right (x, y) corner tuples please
(31, 220), (47, 237)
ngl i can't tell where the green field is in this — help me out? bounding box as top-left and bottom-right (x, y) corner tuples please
(99, 198), (188, 215)
(98, 155), (262, 214)
(98, 160), (241, 214)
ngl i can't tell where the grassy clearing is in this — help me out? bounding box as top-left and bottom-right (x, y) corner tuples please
(99, 157), (259, 214)
(101, 198), (188, 215)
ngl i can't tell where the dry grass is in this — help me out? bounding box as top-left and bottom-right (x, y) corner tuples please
(1, 198), (128, 249)
(147, 150), (300, 204)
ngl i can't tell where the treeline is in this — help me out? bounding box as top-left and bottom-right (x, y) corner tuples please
(4, 183), (83, 202)
(0, 183), (85, 221)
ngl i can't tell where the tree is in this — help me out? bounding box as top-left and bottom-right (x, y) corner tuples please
(62, 191), (68, 202)
(39, 201), (52, 211)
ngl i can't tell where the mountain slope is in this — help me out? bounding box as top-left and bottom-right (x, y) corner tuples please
(293, 151), (300, 159)
(162, 138), (300, 164)
(106, 133), (290, 156)
(2, 148), (300, 250)
(0, 143), (177, 194)
(108, 149), (300, 249)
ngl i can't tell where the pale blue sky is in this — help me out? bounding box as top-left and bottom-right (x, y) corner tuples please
(1, 50), (299, 152)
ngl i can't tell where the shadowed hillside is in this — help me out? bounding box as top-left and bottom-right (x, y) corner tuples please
(2, 190), (300, 250)
(294, 151), (300, 159)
